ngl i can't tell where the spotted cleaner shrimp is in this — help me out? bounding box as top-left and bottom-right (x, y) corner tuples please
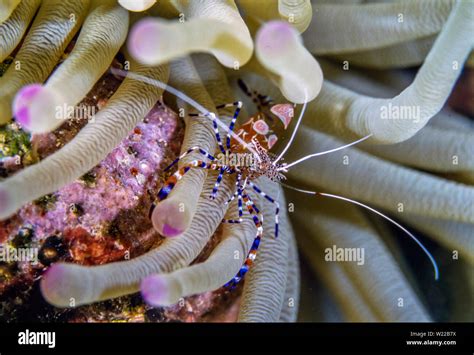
(112, 68), (440, 289)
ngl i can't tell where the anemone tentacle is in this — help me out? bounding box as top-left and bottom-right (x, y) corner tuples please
(0, 0), (41, 62)
(0, 0), (90, 123)
(0, 0), (21, 24)
(14, 0), (130, 133)
(238, 0), (313, 33)
(399, 215), (474, 265)
(142, 210), (257, 307)
(0, 62), (169, 219)
(290, 195), (431, 322)
(331, 36), (438, 69)
(238, 180), (290, 322)
(129, 0), (253, 68)
(255, 20), (323, 103)
(304, 0), (454, 55)
(278, 232), (300, 322)
(285, 126), (474, 224)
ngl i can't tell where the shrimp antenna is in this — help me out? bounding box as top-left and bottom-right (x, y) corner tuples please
(278, 134), (373, 171)
(280, 183), (440, 281)
(110, 67), (259, 158)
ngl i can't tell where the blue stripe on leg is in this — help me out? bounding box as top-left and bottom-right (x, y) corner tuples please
(224, 194), (263, 289)
(212, 116), (226, 154)
(215, 101), (243, 149)
(249, 182), (279, 238)
(222, 184), (244, 224)
(210, 167), (225, 199)
(225, 173), (242, 205)
(165, 147), (216, 172)
(189, 112), (225, 154)
(226, 102), (242, 149)
(158, 183), (174, 200)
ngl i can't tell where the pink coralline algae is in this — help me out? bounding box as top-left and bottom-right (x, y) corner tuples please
(16, 101), (178, 254)
(0, 91), (185, 320)
(22, 104), (178, 239)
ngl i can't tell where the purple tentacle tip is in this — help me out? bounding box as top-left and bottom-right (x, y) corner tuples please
(12, 83), (43, 128)
(141, 275), (167, 306)
(40, 264), (65, 302)
(256, 20), (297, 55)
(128, 18), (161, 64)
(151, 202), (186, 238)
(162, 223), (183, 237)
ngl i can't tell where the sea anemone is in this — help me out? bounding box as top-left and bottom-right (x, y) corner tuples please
(0, 0), (472, 323)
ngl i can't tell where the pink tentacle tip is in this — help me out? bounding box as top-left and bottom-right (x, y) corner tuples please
(256, 20), (297, 55)
(141, 275), (168, 306)
(162, 223), (183, 237)
(128, 18), (162, 64)
(12, 83), (43, 128)
(40, 264), (65, 298)
(151, 202), (186, 238)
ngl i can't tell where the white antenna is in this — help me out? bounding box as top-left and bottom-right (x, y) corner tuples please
(279, 134), (373, 171)
(280, 183), (440, 281)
